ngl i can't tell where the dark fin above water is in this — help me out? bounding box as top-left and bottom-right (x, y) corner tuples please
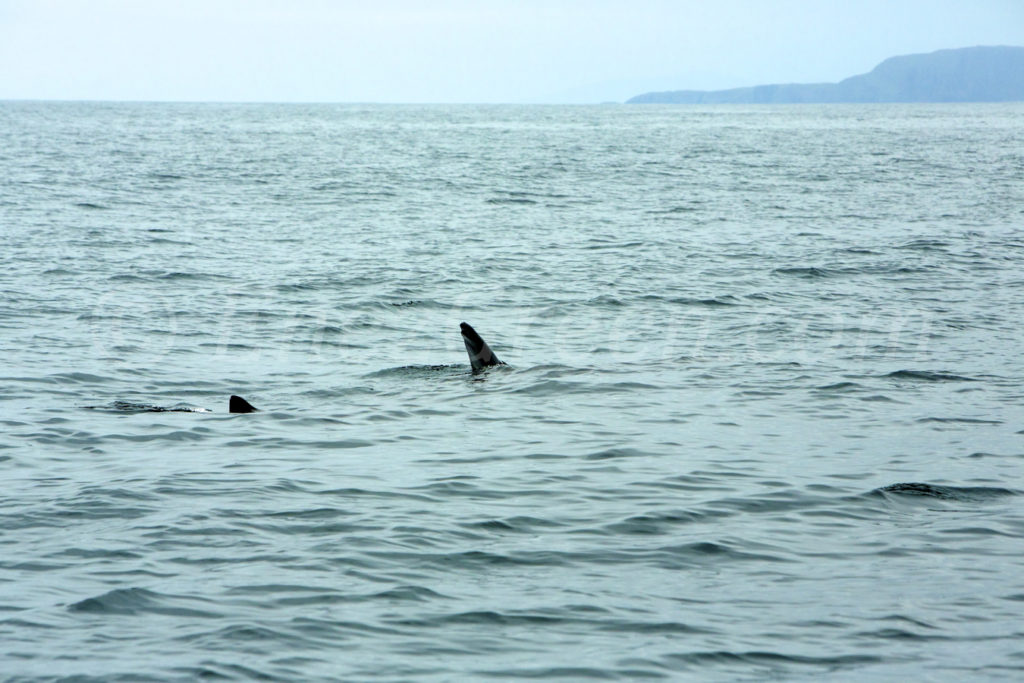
(460, 322), (505, 372)
(229, 395), (257, 413)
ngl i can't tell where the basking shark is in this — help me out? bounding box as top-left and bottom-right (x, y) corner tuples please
(91, 324), (501, 415)
(460, 322), (505, 372)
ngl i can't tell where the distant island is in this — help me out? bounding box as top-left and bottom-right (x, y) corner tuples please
(627, 46), (1024, 104)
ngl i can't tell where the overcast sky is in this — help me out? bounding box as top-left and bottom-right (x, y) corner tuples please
(2, 0), (1022, 103)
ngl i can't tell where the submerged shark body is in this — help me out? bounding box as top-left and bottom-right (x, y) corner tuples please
(88, 395), (258, 413)
(460, 322), (505, 372)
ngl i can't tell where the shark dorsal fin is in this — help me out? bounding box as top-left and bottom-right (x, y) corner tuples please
(460, 322), (504, 372)
(229, 395), (257, 413)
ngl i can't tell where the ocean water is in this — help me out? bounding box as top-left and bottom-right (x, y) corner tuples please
(1, 101), (1023, 681)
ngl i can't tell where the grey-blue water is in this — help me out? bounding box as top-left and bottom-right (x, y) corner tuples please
(2, 102), (1023, 681)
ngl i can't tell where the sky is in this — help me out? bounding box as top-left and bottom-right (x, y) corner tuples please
(1, 0), (1022, 103)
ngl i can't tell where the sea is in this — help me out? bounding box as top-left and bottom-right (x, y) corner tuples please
(1, 101), (1023, 681)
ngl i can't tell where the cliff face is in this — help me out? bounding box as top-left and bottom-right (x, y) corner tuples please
(627, 46), (1024, 104)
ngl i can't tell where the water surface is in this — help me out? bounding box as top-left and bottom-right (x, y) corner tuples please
(2, 102), (1023, 680)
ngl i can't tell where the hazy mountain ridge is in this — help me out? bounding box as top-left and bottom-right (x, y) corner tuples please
(628, 46), (1024, 103)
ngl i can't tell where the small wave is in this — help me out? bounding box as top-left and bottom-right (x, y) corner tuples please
(660, 650), (881, 670)
(871, 482), (1019, 501)
(584, 240), (645, 250)
(396, 539), (790, 572)
(169, 662), (286, 680)
(396, 610), (573, 628)
(602, 510), (710, 534)
(148, 237), (193, 246)
(197, 342), (257, 351)
(814, 381), (863, 392)
(182, 623), (305, 647)
(586, 294), (625, 306)
(50, 372), (113, 384)
(636, 541), (790, 568)
(158, 271), (230, 281)
(772, 264), (930, 279)
(884, 370), (977, 382)
(387, 299), (446, 309)
(476, 665), (658, 679)
(461, 516), (565, 533)
(486, 196), (537, 205)
(372, 585), (449, 602)
(772, 266), (832, 278)
(74, 201), (108, 210)
(411, 480), (506, 500)
(275, 281), (319, 291)
(369, 549), (570, 569)
(225, 583), (447, 605)
(68, 587), (221, 618)
(584, 447), (650, 461)
(666, 295), (739, 307)
(509, 379), (591, 396)
(229, 437), (375, 449)
(917, 416), (1002, 425)
(854, 628), (945, 641)
(647, 205), (699, 215)
(363, 364), (464, 379)
(76, 312), (131, 321)
(897, 238), (949, 251)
